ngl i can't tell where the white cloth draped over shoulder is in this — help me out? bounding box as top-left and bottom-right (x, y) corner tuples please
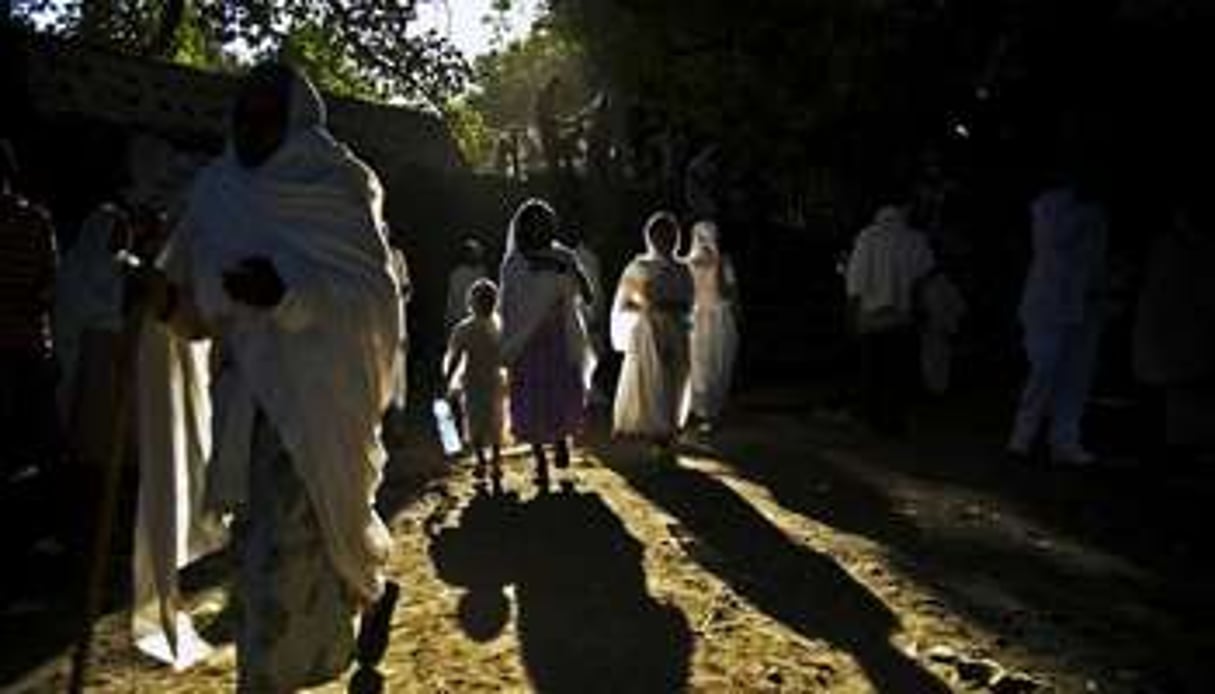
(498, 216), (595, 388)
(133, 73), (402, 667)
(845, 206), (935, 329)
(611, 220), (695, 437)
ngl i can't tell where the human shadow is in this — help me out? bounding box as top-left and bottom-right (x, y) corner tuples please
(596, 445), (949, 693)
(686, 424), (1209, 690)
(429, 485), (693, 693)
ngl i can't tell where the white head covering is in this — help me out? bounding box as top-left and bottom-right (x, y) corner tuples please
(642, 210), (680, 259)
(687, 220), (720, 264)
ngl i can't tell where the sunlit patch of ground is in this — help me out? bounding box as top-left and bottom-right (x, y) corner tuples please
(9, 412), (1211, 692)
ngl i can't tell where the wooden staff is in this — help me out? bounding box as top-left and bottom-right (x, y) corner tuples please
(68, 260), (147, 693)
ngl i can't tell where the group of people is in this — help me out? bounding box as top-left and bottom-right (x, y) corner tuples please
(6, 54), (1206, 693)
(3, 61), (743, 691)
(440, 202), (741, 493)
(842, 163), (1214, 469)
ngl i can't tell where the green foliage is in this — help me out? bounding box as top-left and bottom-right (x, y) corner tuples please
(466, 20), (589, 132)
(443, 99), (496, 170)
(276, 20), (380, 101)
(12, 0), (471, 105)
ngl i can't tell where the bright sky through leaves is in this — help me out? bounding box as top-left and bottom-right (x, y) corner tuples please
(414, 0), (541, 59)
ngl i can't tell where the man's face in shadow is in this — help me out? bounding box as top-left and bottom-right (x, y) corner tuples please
(233, 77), (288, 169)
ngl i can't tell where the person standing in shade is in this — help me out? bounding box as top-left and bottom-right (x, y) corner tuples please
(0, 138), (60, 556)
(1133, 198), (1215, 468)
(685, 220), (740, 433)
(845, 203), (935, 436)
(499, 199), (594, 490)
(1007, 175), (1108, 465)
(611, 212), (695, 446)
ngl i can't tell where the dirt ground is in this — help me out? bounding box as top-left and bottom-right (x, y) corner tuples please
(4, 393), (1214, 693)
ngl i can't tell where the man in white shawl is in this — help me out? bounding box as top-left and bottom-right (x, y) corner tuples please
(845, 204), (935, 436)
(685, 220), (739, 433)
(612, 212), (695, 445)
(130, 63), (402, 688)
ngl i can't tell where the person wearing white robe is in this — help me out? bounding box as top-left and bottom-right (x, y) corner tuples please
(1007, 184), (1108, 464)
(499, 199), (594, 487)
(130, 64), (402, 687)
(611, 212), (695, 443)
(54, 204), (130, 466)
(685, 220), (739, 430)
(845, 204), (935, 435)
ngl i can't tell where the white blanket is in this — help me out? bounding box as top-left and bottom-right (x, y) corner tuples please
(132, 76), (401, 666)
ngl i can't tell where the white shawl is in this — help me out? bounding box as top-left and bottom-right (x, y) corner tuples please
(845, 206), (935, 316)
(133, 70), (401, 666)
(498, 203), (595, 386)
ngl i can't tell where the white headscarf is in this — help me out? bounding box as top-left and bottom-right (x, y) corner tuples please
(610, 212), (694, 351)
(686, 220), (720, 264)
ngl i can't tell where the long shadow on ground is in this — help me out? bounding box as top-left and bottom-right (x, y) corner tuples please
(704, 414), (1214, 691)
(594, 443), (949, 693)
(429, 485), (692, 693)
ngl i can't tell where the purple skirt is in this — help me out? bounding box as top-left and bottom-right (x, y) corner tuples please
(510, 308), (585, 443)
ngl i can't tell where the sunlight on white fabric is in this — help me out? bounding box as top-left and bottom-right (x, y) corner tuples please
(134, 611), (213, 671)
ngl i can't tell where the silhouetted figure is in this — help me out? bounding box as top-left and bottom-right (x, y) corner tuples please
(556, 219), (606, 407)
(845, 204), (935, 436)
(918, 267), (966, 395)
(54, 203), (132, 474)
(685, 220), (740, 433)
(1134, 200), (1215, 467)
(499, 199), (594, 490)
(444, 278), (507, 489)
(611, 212), (695, 447)
(1008, 179), (1108, 465)
(0, 137), (59, 512)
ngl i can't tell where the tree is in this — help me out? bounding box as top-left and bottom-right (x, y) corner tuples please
(10, 0), (471, 105)
(467, 20), (588, 133)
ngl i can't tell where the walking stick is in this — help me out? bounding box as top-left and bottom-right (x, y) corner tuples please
(67, 288), (145, 693)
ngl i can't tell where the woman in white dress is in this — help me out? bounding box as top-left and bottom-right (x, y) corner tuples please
(685, 220), (739, 431)
(611, 212), (695, 444)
